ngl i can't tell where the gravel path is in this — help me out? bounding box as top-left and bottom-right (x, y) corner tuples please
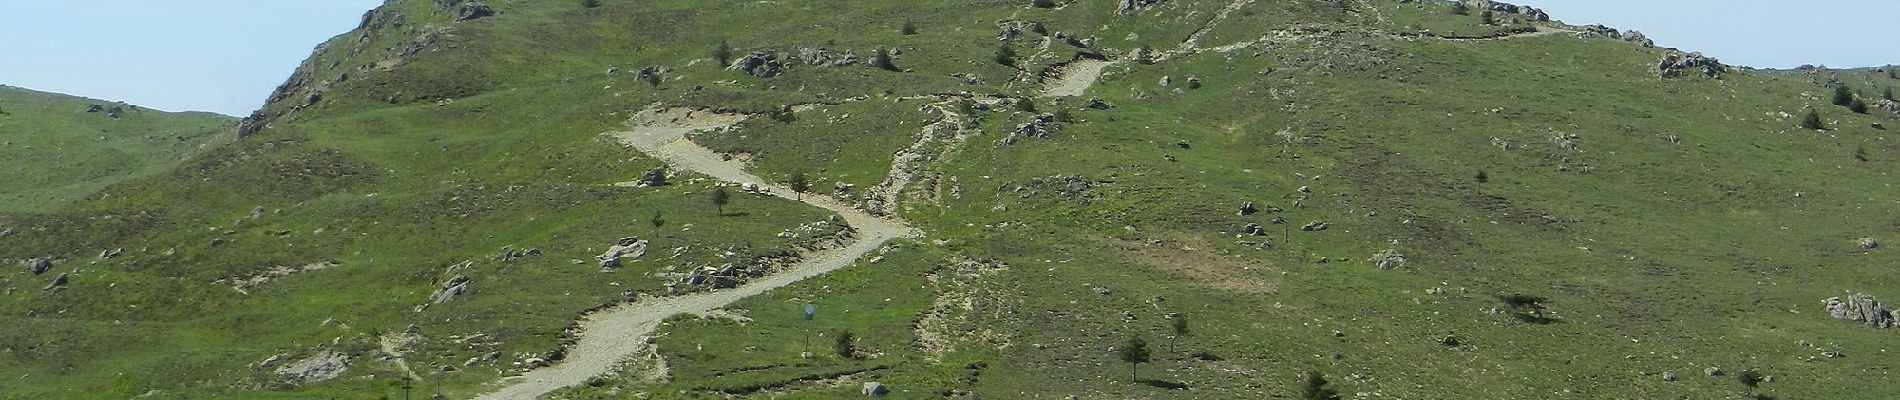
(473, 111), (916, 399)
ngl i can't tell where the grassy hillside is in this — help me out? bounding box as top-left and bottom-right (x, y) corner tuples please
(0, 86), (233, 212)
(5, 0), (1900, 399)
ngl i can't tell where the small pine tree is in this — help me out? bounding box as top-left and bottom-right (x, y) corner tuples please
(833, 330), (856, 358)
(1015, 97), (1036, 113)
(1119, 337), (1151, 380)
(1301, 372), (1343, 400)
(582, 0), (600, 8)
(1032, 0), (1057, 8)
(1480, 10), (1496, 25)
(1801, 108), (1825, 130)
(1169, 314), (1189, 352)
(901, 20), (918, 35)
(994, 44), (1017, 66)
(788, 172), (810, 193)
(1833, 85), (1855, 106)
(1475, 170), (1489, 183)
(1450, 1), (1470, 15)
(714, 40), (734, 67)
(650, 210), (664, 227)
(872, 47), (898, 71)
(710, 186), (730, 215)
(1053, 107), (1075, 123)
(1850, 98), (1870, 114)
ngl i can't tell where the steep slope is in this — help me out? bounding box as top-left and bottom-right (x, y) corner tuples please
(5, 0), (1900, 399)
(0, 86), (233, 212)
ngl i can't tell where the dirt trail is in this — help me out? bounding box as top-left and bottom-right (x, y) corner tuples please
(473, 109), (917, 400)
(1041, 59), (1113, 98)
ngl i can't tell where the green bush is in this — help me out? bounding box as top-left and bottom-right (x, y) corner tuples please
(1833, 85), (1854, 106)
(993, 44), (1017, 66)
(1032, 0), (1057, 9)
(1801, 108), (1825, 130)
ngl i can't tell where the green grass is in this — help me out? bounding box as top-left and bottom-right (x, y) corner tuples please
(8, 0), (1900, 399)
(0, 85), (234, 212)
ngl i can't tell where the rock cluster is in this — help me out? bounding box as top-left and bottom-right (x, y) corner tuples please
(596, 236), (649, 269)
(635, 168), (668, 187)
(1368, 249), (1406, 270)
(454, 2), (493, 21)
(1000, 175), (1100, 204)
(793, 47), (859, 67)
(276, 351), (350, 383)
(1658, 52), (1727, 79)
(1474, 0), (1550, 22)
(1004, 113), (1057, 145)
(25, 257), (51, 275)
(728, 51), (785, 78)
(432, 275), (470, 304)
(1115, 0), (1165, 15)
(1825, 294), (1894, 329)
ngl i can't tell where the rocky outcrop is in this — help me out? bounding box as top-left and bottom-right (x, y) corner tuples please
(455, 2), (494, 21)
(635, 168), (668, 187)
(1474, 0), (1549, 22)
(25, 257), (52, 275)
(1003, 113), (1056, 146)
(1116, 0), (1165, 15)
(43, 273), (69, 290)
(276, 351), (350, 383)
(432, 275), (470, 304)
(1825, 294), (1894, 329)
(1658, 52), (1728, 79)
(793, 47), (858, 67)
(1860, 237), (1879, 250)
(595, 237), (648, 269)
(1368, 249), (1406, 270)
(728, 51), (785, 78)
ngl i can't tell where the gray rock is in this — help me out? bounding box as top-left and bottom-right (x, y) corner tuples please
(276, 351), (350, 383)
(1824, 294), (1894, 329)
(1238, 202), (1259, 216)
(1116, 0), (1164, 15)
(636, 168), (667, 187)
(431, 275), (470, 304)
(1661, 372), (1677, 381)
(1860, 237), (1879, 250)
(1301, 221), (1329, 232)
(1368, 249), (1406, 270)
(727, 51), (785, 78)
(862, 382), (889, 396)
(1704, 366), (1723, 376)
(455, 3), (494, 21)
(26, 257), (52, 275)
(1242, 223), (1266, 236)
(43, 273), (69, 291)
(1086, 97), (1114, 110)
(98, 248), (123, 260)
(597, 237), (649, 268)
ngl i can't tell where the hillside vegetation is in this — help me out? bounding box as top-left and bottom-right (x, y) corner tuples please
(0, 86), (233, 212)
(5, 0), (1900, 399)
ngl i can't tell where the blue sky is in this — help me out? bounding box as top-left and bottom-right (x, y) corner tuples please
(0, 0), (382, 115)
(0, 1), (1895, 116)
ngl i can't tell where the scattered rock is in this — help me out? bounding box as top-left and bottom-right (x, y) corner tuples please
(1439, 335), (1460, 347)
(1824, 294), (1894, 329)
(1238, 202), (1259, 216)
(596, 237), (649, 268)
(635, 168), (668, 187)
(1859, 237), (1879, 250)
(98, 248), (123, 260)
(431, 275), (470, 304)
(1086, 97), (1114, 110)
(862, 382), (890, 396)
(1368, 249), (1406, 270)
(1704, 366), (1723, 376)
(26, 258), (52, 275)
(1116, 0), (1164, 14)
(1662, 372), (1677, 382)
(1300, 221), (1329, 232)
(1475, 0), (1549, 21)
(455, 2), (494, 21)
(43, 273), (69, 291)
(793, 47), (857, 67)
(276, 351), (350, 383)
(728, 51), (785, 78)
(1241, 223), (1266, 236)
(1657, 52), (1727, 79)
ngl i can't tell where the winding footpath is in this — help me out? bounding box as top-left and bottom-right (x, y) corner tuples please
(473, 110), (917, 399)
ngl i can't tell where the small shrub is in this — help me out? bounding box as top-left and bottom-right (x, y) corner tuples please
(1736, 369), (1764, 389)
(770, 105), (797, 123)
(787, 172), (810, 193)
(833, 330), (856, 358)
(901, 20), (917, 35)
(1052, 107), (1075, 123)
(1015, 97), (1036, 113)
(1800, 108), (1825, 130)
(872, 47), (898, 71)
(1498, 292), (1547, 310)
(1029, 22), (1048, 36)
(1475, 170), (1488, 183)
(714, 40), (733, 67)
(1833, 85), (1855, 106)
(1850, 98), (1870, 114)
(709, 186), (730, 215)
(1480, 10), (1496, 25)
(1450, 1), (1470, 15)
(993, 44), (1017, 66)
(582, 0), (600, 8)
(1301, 371), (1342, 400)
(1032, 0), (1057, 8)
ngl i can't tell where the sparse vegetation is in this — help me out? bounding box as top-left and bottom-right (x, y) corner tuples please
(872, 46), (898, 71)
(710, 185), (730, 215)
(901, 19), (917, 35)
(1801, 107), (1826, 130)
(1833, 85), (1855, 107)
(1301, 371), (1343, 400)
(1119, 336), (1151, 379)
(1015, 97), (1036, 113)
(833, 330), (857, 359)
(993, 44), (1017, 66)
(713, 39), (733, 67)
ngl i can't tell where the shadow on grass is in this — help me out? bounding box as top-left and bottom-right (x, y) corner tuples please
(1139, 379), (1188, 390)
(1513, 313), (1560, 325)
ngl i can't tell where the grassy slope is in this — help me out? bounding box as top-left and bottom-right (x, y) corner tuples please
(0, 86), (234, 212)
(5, 0), (1900, 399)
